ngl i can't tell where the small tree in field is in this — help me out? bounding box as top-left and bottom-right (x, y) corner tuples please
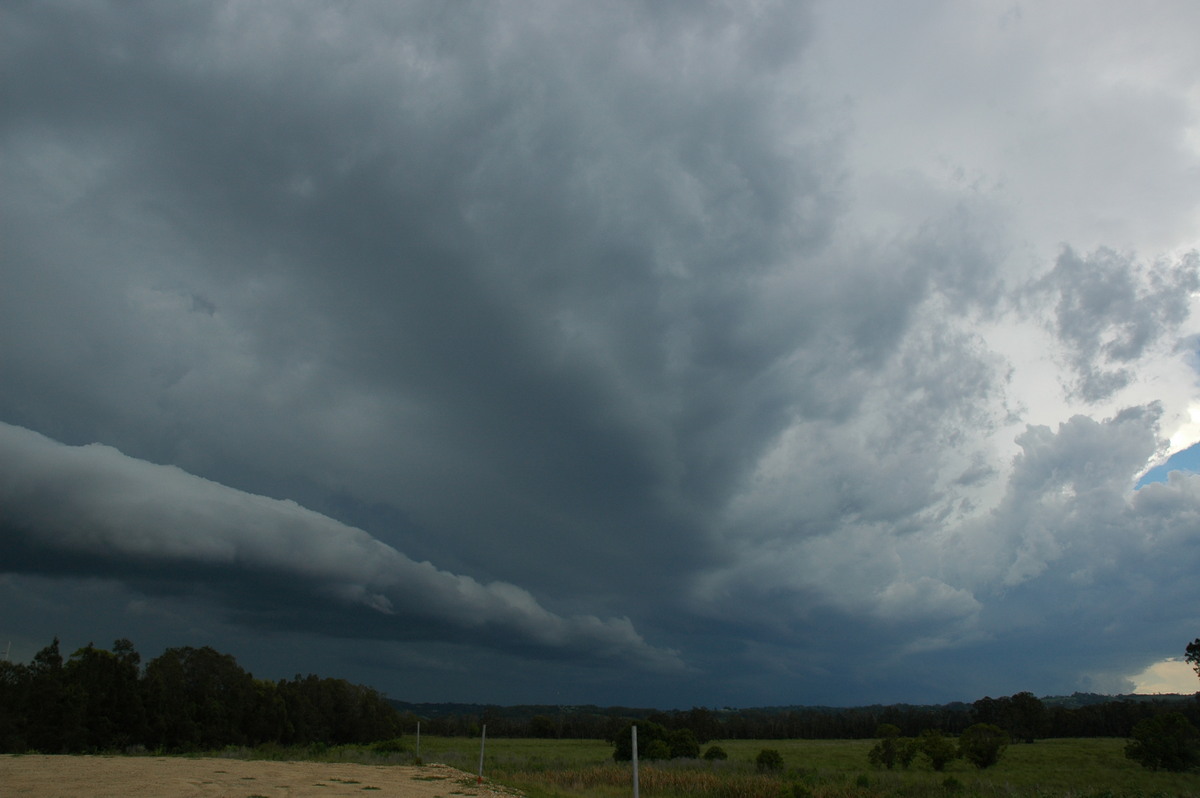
(644, 739), (672, 761)
(756, 748), (784, 772)
(959, 723), (1008, 768)
(667, 727), (700, 758)
(919, 729), (959, 771)
(867, 724), (904, 770)
(1125, 713), (1200, 772)
(702, 745), (728, 761)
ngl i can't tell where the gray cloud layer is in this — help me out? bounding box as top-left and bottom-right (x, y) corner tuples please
(2, 1), (1199, 705)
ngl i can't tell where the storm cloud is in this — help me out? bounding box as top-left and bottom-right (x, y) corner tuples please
(2, 1), (1199, 706)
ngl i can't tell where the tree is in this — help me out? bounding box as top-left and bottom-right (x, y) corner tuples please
(644, 739), (672, 760)
(611, 721), (667, 762)
(1125, 713), (1200, 772)
(919, 729), (959, 771)
(1007, 692), (1046, 742)
(143, 646), (258, 750)
(24, 638), (76, 753)
(702, 745), (728, 761)
(1186, 638), (1200, 681)
(756, 748), (784, 772)
(959, 723), (1008, 768)
(972, 692), (1045, 743)
(867, 724), (904, 770)
(667, 728), (700, 759)
(65, 641), (146, 750)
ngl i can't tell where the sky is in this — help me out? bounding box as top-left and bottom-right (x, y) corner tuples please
(2, 0), (1200, 709)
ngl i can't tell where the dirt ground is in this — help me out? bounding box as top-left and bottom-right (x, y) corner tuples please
(0, 755), (524, 798)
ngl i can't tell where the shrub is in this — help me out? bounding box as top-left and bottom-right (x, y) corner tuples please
(371, 738), (406, 754)
(702, 745), (728, 761)
(867, 724), (903, 770)
(667, 728), (700, 759)
(755, 748), (784, 772)
(611, 721), (668, 762)
(1125, 712), (1200, 772)
(919, 729), (958, 771)
(644, 739), (672, 761)
(959, 723), (1008, 769)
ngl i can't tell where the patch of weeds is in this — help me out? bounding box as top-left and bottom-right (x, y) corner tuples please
(362, 787), (381, 791)
(412, 774), (449, 781)
(330, 778), (361, 784)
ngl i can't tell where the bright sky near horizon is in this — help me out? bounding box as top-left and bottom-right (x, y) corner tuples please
(2, 0), (1199, 707)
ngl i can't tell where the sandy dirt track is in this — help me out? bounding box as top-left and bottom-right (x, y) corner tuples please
(0, 755), (524, 798)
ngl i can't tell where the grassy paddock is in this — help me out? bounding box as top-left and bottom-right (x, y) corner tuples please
(204, 736), (1200, 798)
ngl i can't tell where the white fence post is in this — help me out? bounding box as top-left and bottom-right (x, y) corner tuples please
(477, 724), (487, 785)
(632, 724), (639, 798)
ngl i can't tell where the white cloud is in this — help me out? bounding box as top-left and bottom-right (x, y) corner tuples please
(1129, 658), (1198, 694)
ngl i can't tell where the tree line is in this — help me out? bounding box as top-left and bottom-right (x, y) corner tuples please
(399, 691), (1200, 743)
(0, 638), (406, 753)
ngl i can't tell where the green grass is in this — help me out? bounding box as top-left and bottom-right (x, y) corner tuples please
(200, 736), (1200, 798)
(423, 737), (1200, 798)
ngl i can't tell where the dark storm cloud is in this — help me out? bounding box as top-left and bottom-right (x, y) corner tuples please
(0, 422), (681, 670)
(3, 0), (1200, 706)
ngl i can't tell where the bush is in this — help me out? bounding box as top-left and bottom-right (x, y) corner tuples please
(371, 738), (406, 754)
(644, 739), (671, 760)
(919, 729), (958, 771)
(867, 724), (903, 770)
(959, 723), (1008, 769)
(1125, 712), (1200, 772)
(667, 728), (700, 759)
(610, 721), (668, 762)
(702, 745), (728, 761)
(755, 748), (784, 772)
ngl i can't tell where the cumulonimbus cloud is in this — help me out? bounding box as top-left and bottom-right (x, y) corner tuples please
(0, 421), (682, 671)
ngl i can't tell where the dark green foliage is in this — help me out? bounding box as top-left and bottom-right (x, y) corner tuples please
(1187, 638), (1200, 680)
(371, 737), (407, 754)
(868, 724), (924, 770)
(702, 744), (728, 761)
(276, 674), (403, 745)
(972, 692), (1046, 742)
(755, 747), (784, 771)
(959, 722), (1009, 768)
(644, 739), (671, 760)
(867, 724), (903, 769)
(143, 646), (260, 750)
(66, 642), (146, 751)
(610, 721), (668, 761)
(0, 637), (405, 754)
(1124, 712), (1200, 771)
(919, 729), (959, 771)
(667, 727), (700, 758)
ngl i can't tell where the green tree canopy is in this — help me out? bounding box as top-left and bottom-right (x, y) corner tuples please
(1125, 713), (1200, 772)
(959, 723), (1009, 768)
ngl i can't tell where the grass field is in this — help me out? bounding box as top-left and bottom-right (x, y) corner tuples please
(216, 736), (1200, 798)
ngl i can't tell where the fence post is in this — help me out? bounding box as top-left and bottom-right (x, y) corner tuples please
(632, 724), (639, 798)
(477, 724), (487, 785)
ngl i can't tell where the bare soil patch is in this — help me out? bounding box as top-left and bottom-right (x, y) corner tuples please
(0, 755), (522, 798)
